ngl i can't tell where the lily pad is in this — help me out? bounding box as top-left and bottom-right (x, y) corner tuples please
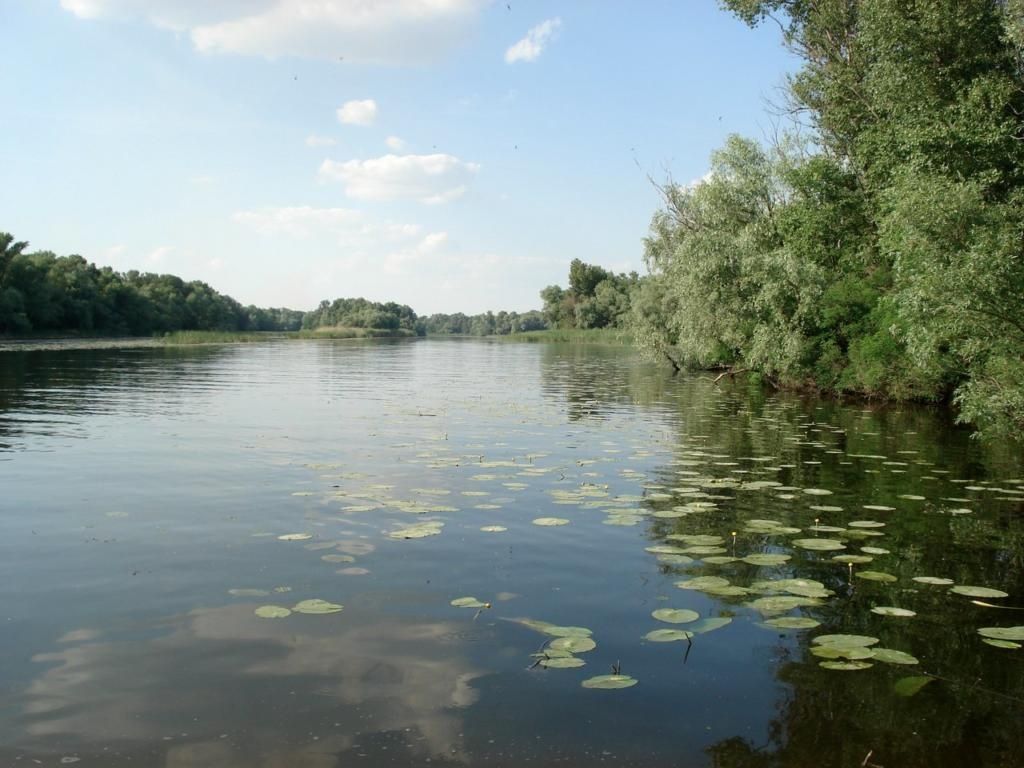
(977, 626), (1024, 641)
(540, 657), (586, 668)
(913, 576), (954, 585)
(549, 636), (597, 653)
(292, 599), (343, 615)
(450, 597), (489, 609)
(254, 605), (291, 619)
(742, 553), (791, 566)
(582, 674), (638, 689)
(480, 525), (508, 532)
(764, 617), (820, 630)
(894, 675), (934, 696)
(652, 608), (700, 624)
(855, 571), (897, 583)
(644, 628), (694, 642)
(812, 645), (874, 660)
(813, 634), (879, 648)
(951, 586), (1009, 598)
(675, 576), (731, 591)
(820, 661), (873, 670)
(792, 538), (846, 551)
(532, 517), (570, 526)
(832, 555), (874, 564)
(871, 648), (919, 665)
(690, 617), (733, 634)
(871, 606), (916, 617)
(982, 638), (1022, 649)
(277, 533), (313, 541)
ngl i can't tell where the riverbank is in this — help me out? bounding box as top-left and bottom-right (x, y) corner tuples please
(492, 328), (632, 345)
(0, 327), (419, 352)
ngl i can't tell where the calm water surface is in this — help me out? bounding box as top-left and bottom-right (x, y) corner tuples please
(1, 339), (1023, 767)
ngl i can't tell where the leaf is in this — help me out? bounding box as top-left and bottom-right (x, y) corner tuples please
(540, 657), (586, 668)
(651, 608), (700, 624)
(532, 517), (570, 526)
(254, 605), (291, 619)
(292, 599), (343, 615)
(549, 636), (597, 653)
(952, 586), (1009, 598)
(581, 674), (638, 689)
(871, 606), (916, 617)
(644, 628), (694, 642)
(977, 626), (1024, 641)
(893, 676), (934, 697)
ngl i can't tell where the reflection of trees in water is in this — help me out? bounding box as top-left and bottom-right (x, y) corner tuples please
(539, 344), (677, 421)
(15, 604), (483, 766)
(630, 379), (1024, 767)
(0, 346), (230, 452)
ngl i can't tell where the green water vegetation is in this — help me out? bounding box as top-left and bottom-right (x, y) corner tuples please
(629, 0), (1024, 440)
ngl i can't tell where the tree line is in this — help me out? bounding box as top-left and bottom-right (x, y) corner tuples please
(624, 0), (1024, 440)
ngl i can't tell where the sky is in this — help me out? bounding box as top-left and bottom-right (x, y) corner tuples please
(0, 1), (799, 315)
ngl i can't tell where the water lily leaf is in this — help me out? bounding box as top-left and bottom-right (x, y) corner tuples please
(813, 634), (879, 648)
(913, 576), (954, 585)
(321, 554), (356, 563)
(861, 547), (890, 555)
(848, 520), (885, 528)
(807, 525), (846, 533)
(582, 674), (637, 689)
(549, 636), (596, 653)
(480, 525), (508, 532)
(811, 645), (874, 660)
(803, 488), (834, 495)
(748, 596), (822, 614)
(863, 505), (895, 511)
(690, 617), (733, 634)
(742, 553), (791, 566)
(277, 533), (312, 541)
(451, 597), (488, 608)
(675, 576), (731, 591)
(229, 589), (270, 597)
(389, 521), (444, 539)
(645, 545), (689, 555)
(871, 648), (919, 665)
(545, 626), (593, 638)
(977, 626), (1024, 641)
(793, 538), (846, 551)
(644, 628), (694, 642)
(951, 586), (1008, 598)
(871, 606), (916, 617)
(292, 599), (343, 615)
(652, 608), (700, 624)
(764, 617), (820, 630)
(855, 571), (897, 583)
(982, 638), (1022, 649)
(832, 555), (874, 564)
(540, 657), (585, 668)
(894, 675), (934, 697)
(820, 661), (873, 670)
(532, 517), (570, 526)
(254, 605), (291, 619)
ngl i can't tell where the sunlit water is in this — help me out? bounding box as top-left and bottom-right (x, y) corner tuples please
(1, 339), (1023, 767)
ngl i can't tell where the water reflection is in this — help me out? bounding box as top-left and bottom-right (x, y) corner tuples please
(19, 604), (484, 766)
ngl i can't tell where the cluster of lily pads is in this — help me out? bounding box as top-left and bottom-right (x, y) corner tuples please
(273, 390), (1024, 697)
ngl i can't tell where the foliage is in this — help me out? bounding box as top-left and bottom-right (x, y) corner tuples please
(420, 310), (547, 336)
(301, 297), (419, 334)
(541, 259), (638, 330)
(637, 0), (1024, 438)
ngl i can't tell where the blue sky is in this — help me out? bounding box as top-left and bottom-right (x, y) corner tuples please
(1, 1), (798, 314)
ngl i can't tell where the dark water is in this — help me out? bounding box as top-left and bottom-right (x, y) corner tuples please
(1, 339), (1023, 768)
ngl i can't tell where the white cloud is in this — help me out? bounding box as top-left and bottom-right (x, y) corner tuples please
(318, 153), (480, 204)
(233, 206), (419, 243)
(62, 0), (487, 64)
(504, 18), (561, 64)
(147, 245), (172, 264)
(190, 174), (216, 186)
(385, 135), (406, 151)
(337, 99), (378, 127)
(305, 134), (337, 147)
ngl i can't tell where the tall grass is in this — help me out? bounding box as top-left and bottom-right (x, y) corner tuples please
(497, 328), (633, 345)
